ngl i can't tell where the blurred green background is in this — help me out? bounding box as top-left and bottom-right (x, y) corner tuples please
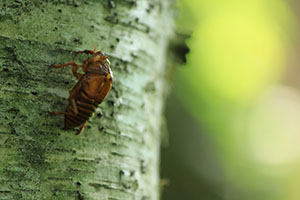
(161, 0), (300, 199)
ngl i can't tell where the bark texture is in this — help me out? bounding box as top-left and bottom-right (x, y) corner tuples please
(0, 1), (173, 199)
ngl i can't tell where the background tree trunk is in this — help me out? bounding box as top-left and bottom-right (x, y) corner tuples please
(0, 1), (173, 199)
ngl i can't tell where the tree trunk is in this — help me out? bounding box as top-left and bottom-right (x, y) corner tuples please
(0, 1), (173, 199)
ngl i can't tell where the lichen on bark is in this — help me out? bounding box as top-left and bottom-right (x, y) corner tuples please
(0, 0), (173, 199)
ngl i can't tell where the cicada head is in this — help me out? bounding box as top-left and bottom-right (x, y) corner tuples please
(91, 51), (110, 66)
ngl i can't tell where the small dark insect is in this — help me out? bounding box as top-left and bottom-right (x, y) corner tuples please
(49, 48), (113, 135)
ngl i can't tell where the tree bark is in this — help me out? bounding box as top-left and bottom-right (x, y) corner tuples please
(0, 1), (173, 199)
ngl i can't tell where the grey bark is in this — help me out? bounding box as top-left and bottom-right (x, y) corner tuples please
(0, 1), (173, 199)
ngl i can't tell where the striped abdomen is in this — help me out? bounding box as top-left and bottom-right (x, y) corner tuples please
(64, 90), (98, 129)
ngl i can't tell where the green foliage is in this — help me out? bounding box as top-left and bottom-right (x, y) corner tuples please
(177, 0), (295, 103)
(173, 0), (299, 199)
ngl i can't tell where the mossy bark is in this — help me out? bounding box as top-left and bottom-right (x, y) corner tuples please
(0, 1), (173, 199)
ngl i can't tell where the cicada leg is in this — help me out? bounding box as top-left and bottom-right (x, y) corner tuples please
(76, 121), (87, 135)
(49, 98), (78, 116)
(52, 62), (83, 79)
(49, 111), (74, 116)
(77, 50), (95, 55)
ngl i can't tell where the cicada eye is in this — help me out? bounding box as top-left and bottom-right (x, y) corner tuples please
(99, 51), (105, 56)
